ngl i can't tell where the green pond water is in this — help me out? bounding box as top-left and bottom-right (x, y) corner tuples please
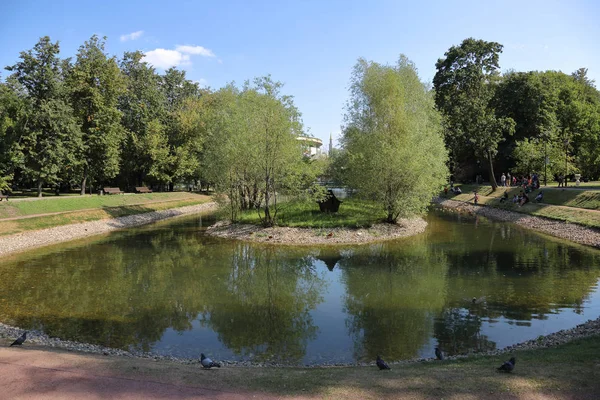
(1, 209), (600, 365)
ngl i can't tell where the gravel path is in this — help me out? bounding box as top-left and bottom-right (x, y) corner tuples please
(0, 202), (217, 257)
(434, 197), (600, 248)
(205, 218), (428, 245)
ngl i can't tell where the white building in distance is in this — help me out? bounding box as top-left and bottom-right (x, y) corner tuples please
(297, 136), (323, 157)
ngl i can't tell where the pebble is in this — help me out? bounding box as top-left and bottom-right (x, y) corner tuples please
(3, 316), (600, 368)
(434, 198), (600, 249)
(206, 218), (428, 245)
(0, 202), (218, 257)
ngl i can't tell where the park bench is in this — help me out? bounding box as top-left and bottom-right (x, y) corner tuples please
(103, 187), (124, 195)
(135, 186), (153, 193)
(0, 191), (8, 201)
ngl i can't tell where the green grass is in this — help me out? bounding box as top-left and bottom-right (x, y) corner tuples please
(0, 196), (212, 236)
(5, 334), (600, 399)
(237, 198), (386, 228)
(0, 192), (207, 219)
(446, 184), (600, 229)
(456, 183), (600, 210)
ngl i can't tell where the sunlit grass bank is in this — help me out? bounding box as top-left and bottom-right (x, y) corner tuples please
(237, 198), (387, 228)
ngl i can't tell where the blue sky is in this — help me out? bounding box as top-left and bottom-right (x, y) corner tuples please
(2, 0), (599, 148)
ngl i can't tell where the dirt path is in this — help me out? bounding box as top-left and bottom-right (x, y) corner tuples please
(0, 347), (278, 400)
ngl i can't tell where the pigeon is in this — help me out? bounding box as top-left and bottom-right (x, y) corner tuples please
(200, 353), (221, 369)
(376, 355), (391, 370)
(497, 357), (516, 373)
(435, 347), (444, 360)
(10, 332), (27, 347)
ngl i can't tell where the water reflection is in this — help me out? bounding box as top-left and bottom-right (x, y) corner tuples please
(0, 210), (600, 364)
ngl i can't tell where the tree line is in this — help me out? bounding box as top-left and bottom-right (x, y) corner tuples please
(433, 38), (600, 189)
(0, 36), (321, 226)
(2, 35), (599, 225)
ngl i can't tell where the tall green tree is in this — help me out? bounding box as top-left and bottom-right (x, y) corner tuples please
(433, 38), (515, 190)
(68, 35), (125, 194)
(5, 36), (82, 196)
(203, 78), (307, 226)
(118, 51), (166, 187)
(0, 77), (27, 191)
(342, 55), (448, 222)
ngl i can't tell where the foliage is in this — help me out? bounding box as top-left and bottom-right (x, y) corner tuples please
(201, 78), (315, 226)
(433, 38), (515, 190)
(341, 55), (448, 222)
(5, 36), (82, 196)
(68, 35), (126, 194)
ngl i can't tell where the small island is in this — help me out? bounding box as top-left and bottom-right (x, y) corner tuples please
(207, 198), (428, 245)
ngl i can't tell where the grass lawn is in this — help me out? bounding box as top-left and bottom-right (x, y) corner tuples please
(446, 183), (600, 229)
(3, 334), (600, 399)
(0, 194), (212, 236)
(456, 183), (600, 210)
(237, 198), (387, 228)
(0, 192), (207, 219)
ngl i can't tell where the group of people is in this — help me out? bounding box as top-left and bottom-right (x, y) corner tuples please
(500, 189), (543, 206)
(500, 173), (540, 190)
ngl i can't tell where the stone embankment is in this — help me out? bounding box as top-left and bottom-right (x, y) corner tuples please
(206, 218), (428, 245)
(434, 197), (600, 248)
(2, 315), (600, 368)
(0, 202), (217, 257)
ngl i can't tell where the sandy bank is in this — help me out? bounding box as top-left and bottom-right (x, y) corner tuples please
(434, 197), (600, 248)
(0, 202), (217, 257)
(205, 218), (428, 245)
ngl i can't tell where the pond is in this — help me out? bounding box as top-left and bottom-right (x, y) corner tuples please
(1, 209), (600, 365)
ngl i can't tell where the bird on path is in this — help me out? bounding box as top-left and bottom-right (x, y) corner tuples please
(10, 332), (27, 347)
(200, 353), (221, 369)
(435, 347), (444, 361)
(376, 355), (391, 370)
(497, 357), (516, 373)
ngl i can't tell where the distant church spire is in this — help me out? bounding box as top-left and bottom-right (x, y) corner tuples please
(329, 132), (333, 156)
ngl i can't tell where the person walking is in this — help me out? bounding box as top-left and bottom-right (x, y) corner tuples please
(507, 172), (511, 187)
(501, 173), (506, 187)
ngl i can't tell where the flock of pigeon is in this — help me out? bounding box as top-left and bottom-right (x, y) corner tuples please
(376, 349), (516, 373)
(7, 331), (516, 372)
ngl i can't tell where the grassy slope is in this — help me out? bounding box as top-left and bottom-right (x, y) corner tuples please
(3, 335), (599, 399)
(0, 192), (205, 218)
(449, 184), (600, 229)
(0, 193), (212, 237)
(237, 198), (387, 228)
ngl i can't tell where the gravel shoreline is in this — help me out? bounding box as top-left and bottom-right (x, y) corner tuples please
(2, 316), (599, 368)
(434, 197), (600, 248)
(205, 218), (428, 245)
(0, 202), (217, 257)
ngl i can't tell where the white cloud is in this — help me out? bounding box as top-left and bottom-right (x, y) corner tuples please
(176, 45), (215, 57)
(194, 79), (209, 88)
(142, 44), (217, 70)
(120, 30), (144, 42)
(142, 49), (190, 69)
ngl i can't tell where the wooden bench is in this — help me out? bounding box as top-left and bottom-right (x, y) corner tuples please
(0, 191), (8, 201)
(135, 186), (153, 193)
(103, 187), (124, 195)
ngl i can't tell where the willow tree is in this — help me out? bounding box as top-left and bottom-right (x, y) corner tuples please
(341, 55), (448, 222)
(203, 77), (306, 226)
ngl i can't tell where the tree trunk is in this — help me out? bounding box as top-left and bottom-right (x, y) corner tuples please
(80, 166), (88, 196)
(37, 179), (43, 197)
(487, 151), (498, 191)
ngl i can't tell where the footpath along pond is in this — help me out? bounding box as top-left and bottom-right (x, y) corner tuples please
(1, 209), (600, 365)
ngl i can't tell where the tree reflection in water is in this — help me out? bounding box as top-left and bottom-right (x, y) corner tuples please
(1, 211), (600, 363)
